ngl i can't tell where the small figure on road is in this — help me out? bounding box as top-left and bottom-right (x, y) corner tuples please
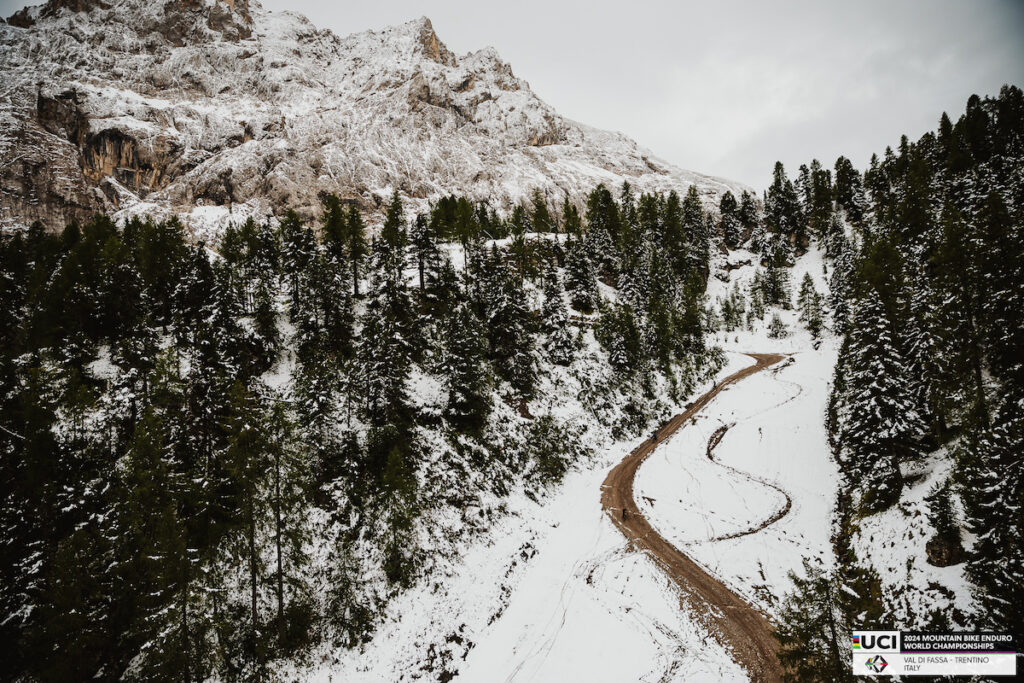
(652, 429), (659, 442)
(621, 508), (629, 521)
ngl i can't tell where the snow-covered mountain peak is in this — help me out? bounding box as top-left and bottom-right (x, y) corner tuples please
(1, 1), (746, 236)
(405, 16), (457, 66)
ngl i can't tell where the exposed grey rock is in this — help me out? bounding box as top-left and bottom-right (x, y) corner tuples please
(1, 0), (746, 236)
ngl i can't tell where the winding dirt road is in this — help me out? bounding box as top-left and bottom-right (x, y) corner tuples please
(600, 353), (786, 682)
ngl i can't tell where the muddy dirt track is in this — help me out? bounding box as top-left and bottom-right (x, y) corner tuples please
(600, 353), (786, 683)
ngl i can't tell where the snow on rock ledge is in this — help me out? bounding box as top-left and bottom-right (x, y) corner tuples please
(1, 0), (746, 234)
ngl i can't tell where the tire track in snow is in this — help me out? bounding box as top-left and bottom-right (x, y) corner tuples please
(601, 353), (786, 683)
(689, 423), (792, 544)
(502, 515), (608, 682)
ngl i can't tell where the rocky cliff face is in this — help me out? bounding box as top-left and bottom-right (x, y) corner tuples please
(1, 0), (743, 235)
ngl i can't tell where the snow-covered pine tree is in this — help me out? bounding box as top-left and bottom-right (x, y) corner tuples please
(0, 358), (71, 678)
(833, 155), (868, 225)
(309, 248), (355, 361)
(823, 213), (847, 260)
(561, 196), (582, 236)
(617, 243), (651, 312)
(278, 210), (316, 318)
(805, 159), (834, 241)
(425, 256), (462, 322)
(479, 248), (536, 398)
(838, 289), (924, 512)
(358, 192), (415, 428)
(619, 182), (637, 238)
(440, 301), (491, 433)
(762, 235), (793, 309)
(595, 302), (644, 375)
(540, 262), (578, 366)
(378, 438), (419, 588)
(345, 205), (368, 297)
(720, 282), (747, 332)
(902, 274), (950, 443)
(797, 273), (824, 338)
(681, 185), (710, 285)
(115, 407), (204, 681)
(767, 313), (789, 339)
(719, 190), (742, 249)
(293, 324), (342, 487)
(97, 232), (143, 343)
(931, 202), (989, 422)
(796, 163), (812, 210)
(923, 477), (964, 566)
(978, 190), (1024, 398)
(320, 193), (347, 264)
(748, 270), (767, 323)
(764, 161), (806, 247)
(584, 184), (621, 281)
(409, 213), (439, 294)
(252, 278), (281, 372)
(749, 221), (768, 257)
(564, 236), (600, 314)
(828, 235), (854, 336)
(738, 190), (760, 246)
(774, 559), (849, 683)
(358, 288), (413, 430)
(531, 188), (555, 233)
(796, 273), (817, 317)
(661, 189), (685, 268)
(959, 405), (1024, 642)
(220, 382), (274, 670)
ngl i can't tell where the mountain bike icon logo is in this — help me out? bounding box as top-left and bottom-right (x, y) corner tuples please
(865, 655), (888, 673)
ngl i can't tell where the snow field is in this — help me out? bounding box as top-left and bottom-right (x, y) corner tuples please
(302, 248), (843, 681)
(303, 360), (750, 682)
(854, 451), (974, 626)
(634, 345), (841, 619)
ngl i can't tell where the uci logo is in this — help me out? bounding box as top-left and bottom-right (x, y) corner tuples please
(853, 631), (900, 653)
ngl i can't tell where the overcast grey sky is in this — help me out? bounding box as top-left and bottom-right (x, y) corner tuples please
(5, 0), (1023, 188)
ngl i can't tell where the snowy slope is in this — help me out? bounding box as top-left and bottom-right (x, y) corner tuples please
(298, 362), (749, 683)
(853, 450), (974, 628)
(0, 0), (745, 233)
(700, 246), (974, 632)
(633, 346), (841, 618)
(294, 251), (844, 682)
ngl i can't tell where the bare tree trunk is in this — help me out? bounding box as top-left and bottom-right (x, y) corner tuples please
(969, 314), (989, 426)
(249, 503), (259, 657)
(823, 580), (846, 683)
(274, 447), (284, 644)
(181, 574), (192, 683)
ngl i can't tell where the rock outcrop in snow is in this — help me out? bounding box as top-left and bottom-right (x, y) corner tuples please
(1, 0), (743, 232)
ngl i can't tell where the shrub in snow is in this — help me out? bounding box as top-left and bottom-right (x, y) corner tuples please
(767, 313), (789, 339)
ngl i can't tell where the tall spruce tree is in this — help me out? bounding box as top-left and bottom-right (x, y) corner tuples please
(959, 406), (1024, 642)
(797, 273), (825, 339)
(409, 213), (439, 294)
(774, 559), (850, 683)
(345, 206), (368, 298)
(479, 248), (536, 398)
(540, 262), (577, 366)
(564, 236), (599, 314)
(764, 161), (806, 246)
(440, 301), (491, 433)
(838, 290), (923, 512)
(719, 190), (742, 249)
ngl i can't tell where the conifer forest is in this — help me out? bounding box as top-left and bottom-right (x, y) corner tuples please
(1, 1), (1022, 680)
